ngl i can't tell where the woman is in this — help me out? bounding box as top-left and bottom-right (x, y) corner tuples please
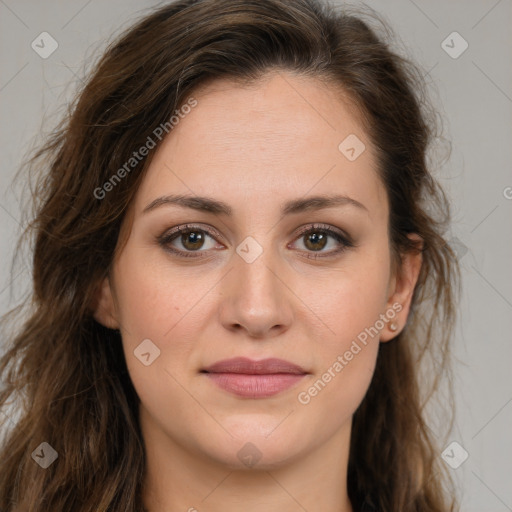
(0, 0), (460, 510)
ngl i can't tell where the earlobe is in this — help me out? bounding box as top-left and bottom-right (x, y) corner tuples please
(381, 234), (423, 342)
(92, 276), (120, 330)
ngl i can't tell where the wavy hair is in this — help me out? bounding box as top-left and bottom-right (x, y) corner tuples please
(0, 0), (460, 510)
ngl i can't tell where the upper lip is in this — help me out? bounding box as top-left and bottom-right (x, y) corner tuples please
(202, 357), (308, 375)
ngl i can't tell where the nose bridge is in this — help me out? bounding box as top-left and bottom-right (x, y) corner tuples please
(233, 233), (284, 302)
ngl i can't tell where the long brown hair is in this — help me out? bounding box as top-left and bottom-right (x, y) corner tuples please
(0, 0), (460, 510)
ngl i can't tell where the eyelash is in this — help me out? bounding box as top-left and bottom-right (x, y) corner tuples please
(157, 223), (354, 260)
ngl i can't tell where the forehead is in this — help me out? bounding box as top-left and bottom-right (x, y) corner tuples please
(132, 71), (387, 220)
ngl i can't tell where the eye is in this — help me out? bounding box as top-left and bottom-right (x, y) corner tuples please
(157, 224), (222, 258)
(290, 223), (354, 259)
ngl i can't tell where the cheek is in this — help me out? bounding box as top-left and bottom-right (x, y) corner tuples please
(299, 246), (392, 348)
(292, 249), (390, 410)
(112, 244), (211, 337)
(112, 253), (211, 427)
(111, 248), (209, 381)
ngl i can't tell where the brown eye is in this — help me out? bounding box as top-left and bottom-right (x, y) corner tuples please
(303, 232), (328, 251)
(291, 224), (355, 260)
(158, 224), (221, 258)
(180, 230), (206, 251)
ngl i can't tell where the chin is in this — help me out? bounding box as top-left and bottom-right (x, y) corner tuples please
(197, 414), (312, 469)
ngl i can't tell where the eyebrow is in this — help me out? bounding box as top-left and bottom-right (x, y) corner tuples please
(142, 193), (368, 216)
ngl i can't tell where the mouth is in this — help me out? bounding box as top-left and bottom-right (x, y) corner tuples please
(201, 357), (309, 398)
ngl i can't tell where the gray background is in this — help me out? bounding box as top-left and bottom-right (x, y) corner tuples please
(1, 0), (511, 510)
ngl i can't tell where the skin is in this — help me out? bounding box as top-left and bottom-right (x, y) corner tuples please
(94, 70), (422, 512)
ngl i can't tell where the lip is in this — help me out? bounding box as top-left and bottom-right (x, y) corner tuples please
(201, 357), (308, 398)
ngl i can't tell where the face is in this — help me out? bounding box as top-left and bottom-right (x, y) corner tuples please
(94, 70), (420, 470)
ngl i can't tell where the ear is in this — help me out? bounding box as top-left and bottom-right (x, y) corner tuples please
(91, 275), (120, 330)
(380, 234), (423, 342)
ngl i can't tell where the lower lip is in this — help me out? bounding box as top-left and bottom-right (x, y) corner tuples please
(204, 373), (306, 398)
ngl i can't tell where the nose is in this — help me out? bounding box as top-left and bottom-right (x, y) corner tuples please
(218, 244), (294, 339)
